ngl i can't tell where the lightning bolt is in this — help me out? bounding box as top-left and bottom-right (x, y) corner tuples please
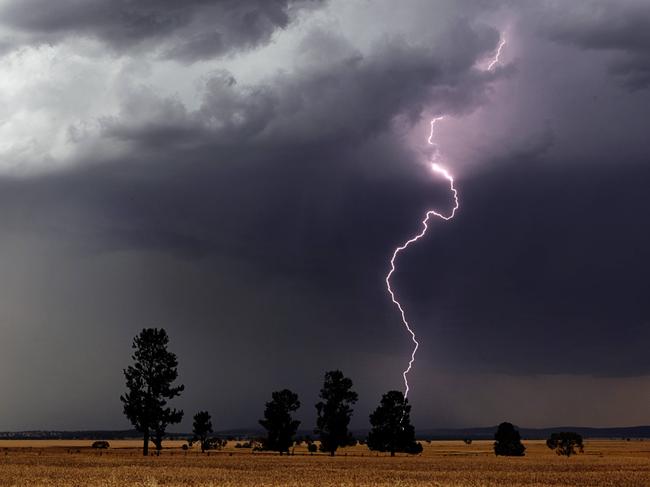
(487, 38), (506, 71)
(386, 36), (506, 398)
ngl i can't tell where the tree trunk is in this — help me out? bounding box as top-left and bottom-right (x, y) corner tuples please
(153, 436), (163, 453)
(391, 451), (395, 457)
(143, 429), (149, 456)
(330, 450), (335, 457)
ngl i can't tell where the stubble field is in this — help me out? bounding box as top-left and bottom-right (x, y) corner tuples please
(1, 439), (649, 486)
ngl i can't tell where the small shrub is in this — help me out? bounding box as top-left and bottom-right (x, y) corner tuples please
(308, 443), (318, 453)
(91, 441), (110, 449)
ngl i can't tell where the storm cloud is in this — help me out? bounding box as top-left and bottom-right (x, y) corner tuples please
(0, 0), (321, 61)
(0, 0), (648, 431)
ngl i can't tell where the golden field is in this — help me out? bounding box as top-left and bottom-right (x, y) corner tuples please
(1, 439), (649, 486)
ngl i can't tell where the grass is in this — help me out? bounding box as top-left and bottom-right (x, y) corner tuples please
(0, 440), (649, 486)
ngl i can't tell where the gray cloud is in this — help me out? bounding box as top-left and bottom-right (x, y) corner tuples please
(99, 23), (501, 153)
(532, 0), (650, 90)
(0, 0), (320, 61)
(539, 1), (650, 51)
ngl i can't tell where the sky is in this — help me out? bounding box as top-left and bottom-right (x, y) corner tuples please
(0, 0), (649, 432)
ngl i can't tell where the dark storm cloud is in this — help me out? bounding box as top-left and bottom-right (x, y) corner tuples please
(0, 9), (507, 431)
(0, 0), (320, 61)
(99, 23), (501, 155)
(533, 0), (650, 90)
(540, 1), (650, 51)
(1, 0), (650, 431)
(397, 156), (650, 377)
(0, 3), (505, 267)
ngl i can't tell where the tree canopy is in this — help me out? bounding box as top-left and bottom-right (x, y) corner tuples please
(259, 389), (301, 454)
(367, 390), (423, 456)
(546, 432), (584, 457)
(192, 411), (214, 453)
(493, 422), (526, 457)
(315, 370), (358, 456)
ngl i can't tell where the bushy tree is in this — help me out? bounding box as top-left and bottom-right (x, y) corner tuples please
(120, 328), (184, 456)
(367, 390), (423, 456)
(493, 422), (526, 456)
(546, 432), (584, 457)
(259, 389), (301, 455)
(193, 411), (214, 453)
(315, 370), (358, 456)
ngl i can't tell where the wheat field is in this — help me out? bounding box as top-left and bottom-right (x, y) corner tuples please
(0, 440), (649, 486)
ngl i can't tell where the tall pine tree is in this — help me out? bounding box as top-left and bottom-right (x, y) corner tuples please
(120, 328), (184, 456)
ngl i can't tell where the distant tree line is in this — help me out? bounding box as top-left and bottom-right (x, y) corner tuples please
(121, 328), (583, 458)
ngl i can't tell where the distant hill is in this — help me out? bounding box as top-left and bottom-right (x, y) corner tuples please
(416, 425), (650, 440)
(1, 425), (649, 441)
(0, 430), (183, 440)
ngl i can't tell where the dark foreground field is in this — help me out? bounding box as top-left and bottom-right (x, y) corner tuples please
(1, 440), (649, 486)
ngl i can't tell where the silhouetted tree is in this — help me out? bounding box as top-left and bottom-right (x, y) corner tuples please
(315, 370), (358, 456)
(120, 328), (184, 456)
(259, 389), (301, 455)
(367, 390), (423, 456)
(546, 432), (584, 457)
(193, 411), (214, 453)
(493, 422), (526, 456)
